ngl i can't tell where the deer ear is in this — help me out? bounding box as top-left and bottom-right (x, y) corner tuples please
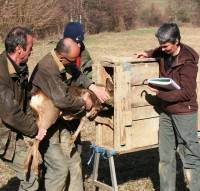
(106, 78), (114, 92)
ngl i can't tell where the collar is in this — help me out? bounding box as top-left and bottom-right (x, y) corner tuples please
(7, 55), (18, 75)
(171, 44), (184, 68)
(50, 50), (72, 79)
(51, 49), (65, 72)
(7, 55), (29, 78)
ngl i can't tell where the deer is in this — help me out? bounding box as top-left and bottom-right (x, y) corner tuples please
(24, 79), (114, 176)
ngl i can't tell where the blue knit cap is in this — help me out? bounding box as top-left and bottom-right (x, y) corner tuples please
(63, 22), (84, 43)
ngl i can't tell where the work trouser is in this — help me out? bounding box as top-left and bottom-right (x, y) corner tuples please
(60, 119), (84, 191)
(4, 139), (39, 191)
(159, 112), (200, 191)
(41, 119), (83, 191)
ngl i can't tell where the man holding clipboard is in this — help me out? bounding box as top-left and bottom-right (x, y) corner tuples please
(137, 23), (200, 191)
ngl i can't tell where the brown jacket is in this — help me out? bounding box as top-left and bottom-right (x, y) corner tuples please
(147, 43), (199, 114)
(30, 50), (94, 116)
(0, 51), (38, 160)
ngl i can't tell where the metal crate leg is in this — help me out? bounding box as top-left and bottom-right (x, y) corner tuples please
(91, 152), (118, 191)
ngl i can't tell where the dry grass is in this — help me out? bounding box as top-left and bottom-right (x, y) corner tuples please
(0, 27), (199, 191)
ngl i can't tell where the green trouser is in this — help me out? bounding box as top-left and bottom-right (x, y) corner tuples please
(4, 139), (39, 191)
(60, 127), (83, 191)
(41, 128), (68, 191)
(41, 120), (83, 191)
(159, 112), (200, 191)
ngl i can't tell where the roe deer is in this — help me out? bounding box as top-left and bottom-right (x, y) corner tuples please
(24, 79), (114, 176)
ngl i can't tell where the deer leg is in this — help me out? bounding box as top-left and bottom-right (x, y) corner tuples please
(69, 116), (87, 144)
(31, 139), (41, 176)
(94, 116), (113, 129)
(24, 141), (34, 176)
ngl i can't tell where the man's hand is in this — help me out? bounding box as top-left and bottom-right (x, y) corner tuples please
(135, 51), (149, 58)
(82, 92), (93, 111)
(35, 128), (47, 141)
(148, 84), (159, 94)
(88, 84), (110, 103)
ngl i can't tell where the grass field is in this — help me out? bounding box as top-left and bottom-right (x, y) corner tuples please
(0, 27), (199, 191)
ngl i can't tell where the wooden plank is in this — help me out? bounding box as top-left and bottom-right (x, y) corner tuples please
(95, 62), (106, 147)
(132, 105), (160, 121)
(102, 124), (114, 148)
(102, 57), (157, 64)
(130, 62), (159, 86)
(118, 144), (158, 154)
(100, 60), (159, 86)
(120, 63), (132, 145)
(117, 117), (159, 152)
(114, 64), (127, 146)
(114, 63), (134, 146)
(96, 123), (103, 146)
(95, 63), (114, 147)
(114, 64), (121, 149)
(95, 61), (114, 87)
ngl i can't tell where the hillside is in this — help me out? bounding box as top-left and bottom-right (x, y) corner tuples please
(0, 0), (199, 39)
(142, 0), (168, 12)
(0, 0), (137, 39)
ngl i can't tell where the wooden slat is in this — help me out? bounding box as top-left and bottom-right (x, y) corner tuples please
(114, 64), (127, 146)
(95, 62), (107, 146)
(114, 64), (122, 148)
(130, 62), (159, 85)
(96, 61), (111, 85)
(96, 123), (103, 146)
(117, 117), (159, 152)
(102, 56), (157, 64)
(95, 62), (114, 148)
(132, 105), (160, 121)
(102, 124), (114, 148)
(118, 144), (158, 154)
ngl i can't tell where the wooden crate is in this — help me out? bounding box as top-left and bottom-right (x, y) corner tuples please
(93, 57), (200, 154)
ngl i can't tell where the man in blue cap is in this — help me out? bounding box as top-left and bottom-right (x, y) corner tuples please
(64, 22), (93, 79)
(62, 21), (93, 191)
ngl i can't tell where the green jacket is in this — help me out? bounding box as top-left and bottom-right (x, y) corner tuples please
(30, 50), (94, 115)
(0, 51), (38, 160)
(80, 48), (93, 79)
